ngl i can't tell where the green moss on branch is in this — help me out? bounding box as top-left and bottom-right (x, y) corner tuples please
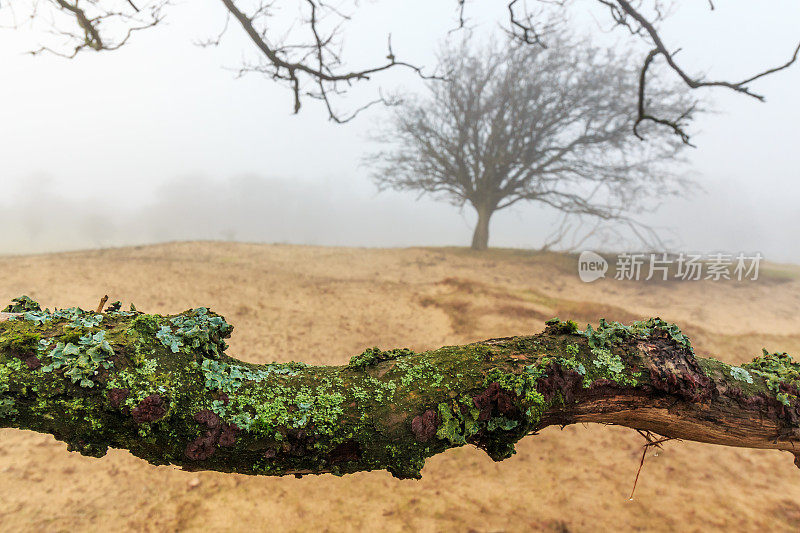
(1, 299), (799, 479)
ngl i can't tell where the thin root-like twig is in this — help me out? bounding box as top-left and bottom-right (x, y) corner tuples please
(629, 430), (676, 500)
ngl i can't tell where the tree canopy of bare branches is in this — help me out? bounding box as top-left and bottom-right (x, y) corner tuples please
(367, 34), (696, 250)
(2, 1), (797, 140)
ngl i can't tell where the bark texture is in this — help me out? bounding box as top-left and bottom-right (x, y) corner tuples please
(470, 205), (492, 251)
(1, 296), (799, 479)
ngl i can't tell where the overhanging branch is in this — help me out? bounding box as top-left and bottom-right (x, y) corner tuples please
(613, 0), (800, 144)
(218, 0), (437, 122)
(14, 1), (798, 135)
(1, 298), (799, 479)
(502, 0), (800, 144)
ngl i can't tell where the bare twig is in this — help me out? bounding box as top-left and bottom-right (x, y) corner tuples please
(96, 295), (109, 314)
(219, 0), (438, 122)
(613, 0), (800, 144)
(629, 430), (675, 500)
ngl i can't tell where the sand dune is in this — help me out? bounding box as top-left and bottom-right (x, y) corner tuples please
(1, 242), (800, 532)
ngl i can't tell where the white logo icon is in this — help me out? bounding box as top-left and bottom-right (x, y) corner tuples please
(578, 251), (608, 283)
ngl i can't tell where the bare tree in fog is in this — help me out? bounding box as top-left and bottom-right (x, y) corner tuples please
(5, 1), (798, 143)
(367, 35), (695, 250)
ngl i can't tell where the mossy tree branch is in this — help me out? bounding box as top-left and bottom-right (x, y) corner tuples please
(1, 296), (799, 480)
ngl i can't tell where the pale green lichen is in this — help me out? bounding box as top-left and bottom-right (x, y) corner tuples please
(41, 330), (115, 388)
(222, 377), (346, 439)
(730, 366), (754, 384)
(542, 317), (697, 388)
(394, 358), (444, 388)
(565, 343), (580, 357)
(11, 306), (104, 329)
(106, 358), (170, 408)
(156, 308), (233, 357)
(744, 349), (800, 407)
(436, 399), (480, 445)
(490, 366), (546, 405)
(590, 347), (639, 385)
(583, 317), (694, 354)
(156, 325), (183, 353)
(486, 416), (518, 431)
(199, 358), (304, 393)
(2, 295), (41, 313)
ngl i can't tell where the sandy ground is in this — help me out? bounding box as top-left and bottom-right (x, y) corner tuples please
(1, 242), (800, 532)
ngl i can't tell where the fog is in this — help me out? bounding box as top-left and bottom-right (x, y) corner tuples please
(0, 173), (565, 253)
(0, 1), (798, 261)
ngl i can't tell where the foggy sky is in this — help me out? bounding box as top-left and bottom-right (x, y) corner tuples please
(0, 1), (798, 261)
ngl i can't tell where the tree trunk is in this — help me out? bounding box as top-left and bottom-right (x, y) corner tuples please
(1, 303), (800, 479)
(471, 204), (493, 251)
